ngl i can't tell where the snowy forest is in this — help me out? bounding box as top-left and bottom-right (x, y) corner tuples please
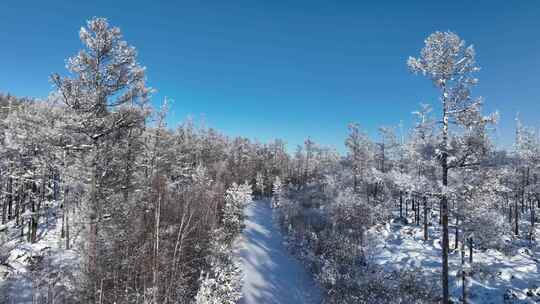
(0, 17), (539, 304)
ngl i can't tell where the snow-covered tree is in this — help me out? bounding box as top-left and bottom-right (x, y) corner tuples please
(408, 31), (495, 303)
(195, 229), (242, 304)
(222, 182), (253, 243)
(513, 115), (540, 239)
(345, 123), (374, 193)
(376, 126), (401, 173)
(51, 16), (152, 301)
(271, 175), (283, 208)
(195, 182), (252, 303)
(255, 171), (265, 198)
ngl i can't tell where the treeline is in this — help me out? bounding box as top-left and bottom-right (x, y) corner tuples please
(270, 32), (538, 304)
(0, 18), (288, 304)
(1, 19), (538, 304)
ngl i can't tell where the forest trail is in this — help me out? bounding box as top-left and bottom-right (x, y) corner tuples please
(234, 200), (322, 304)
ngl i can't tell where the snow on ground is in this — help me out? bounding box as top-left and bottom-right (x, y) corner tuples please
(0, 203), (79, 303)
(234, 200), (322, 304)
(370, 216), (540, 304)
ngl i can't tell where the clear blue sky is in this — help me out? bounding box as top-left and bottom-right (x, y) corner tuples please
(1, 1), (539, 153)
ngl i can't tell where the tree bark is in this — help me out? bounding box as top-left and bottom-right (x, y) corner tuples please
(455, 214), (459, 250)
(462, 269), (467, 304)
(7, 176), (12, 221)
(424, 196), (428, 241)
(531, 197), (536, 243)
(514, 194), (519, 236)
(153, 190), (162, 304)
(353, 173), (358, 194)
(412, 197), (415, 221)
(416, 197), (420, 225)
(123, 129), (134, 206)
(405, 195), (408, 218)
(65, 187), (70, 250)
(439, 201), (443, 225)
(441, 177), (450, 304)
(30, 190), (37, 243)
(15, 181), (20, 226)
(441, 93), (450, 304)
(1, 179), (6, 224)
(399, 191), (403, 218)
(468, 237), (473, 264)
(88, 149), (100, 303)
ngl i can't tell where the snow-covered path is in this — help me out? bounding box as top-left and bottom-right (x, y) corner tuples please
(235, 200), (322, 304)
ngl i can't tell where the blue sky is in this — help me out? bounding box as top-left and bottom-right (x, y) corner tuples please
(1, 1), (539, 153)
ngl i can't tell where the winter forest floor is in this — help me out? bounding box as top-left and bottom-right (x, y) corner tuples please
(0, 203), (79, 304)
(1, 198), (538, 303)
(368, 211), (540, 303)
(234, 200), (322, 304)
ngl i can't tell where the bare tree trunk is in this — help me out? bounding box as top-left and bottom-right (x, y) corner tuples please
(455, 214), (459, 250)
(153, 190), (162, 304)
(61, 199), (65, 239)
(19, 186), (25, 238)
(7, 176), (12, 221)
(353, 172), (358, 194)
(65, 188), (70, 250)
(405, 196), (408, 218)
(439, 200), (442, 225)
(441, 95), (450, 304)
(15, 181), (21, 226)
(460, 238), (465, 265)
(522, 167), (529, 214)
(99, 278), (104, 304)
(88, 150), (100, 303)
(514, 194), (519, 236)
(531, 197), (536, 244)
(123, 129), (134, 206)
(412, 197), (416, 224)
(416, 198), (420, 226)
(30, 188), (37, 243)
(462, 269), (467, 304)
(424, 196), (428, 241)
(441, 167), (450, 304)
(399, 191), (403, 218)
(468, 237), (473, 263)
(461, 243), (467, 304)
(30, 171), (44, 243)
(1, 178), (6, 224)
